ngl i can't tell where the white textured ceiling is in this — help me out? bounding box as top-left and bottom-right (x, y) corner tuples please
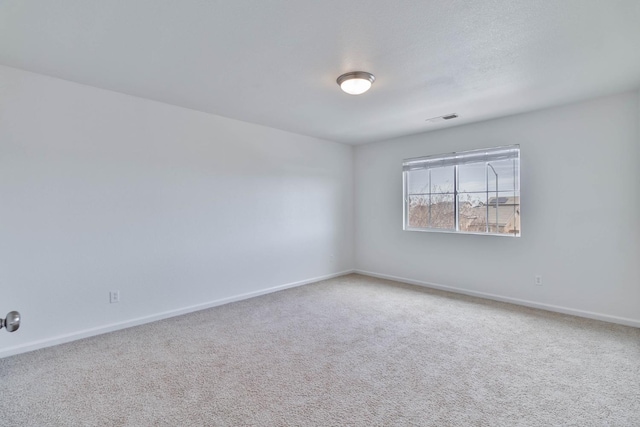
(1, 1), (639, 144)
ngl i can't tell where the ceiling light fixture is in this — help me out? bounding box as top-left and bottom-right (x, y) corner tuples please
(337, 71), (375, 95)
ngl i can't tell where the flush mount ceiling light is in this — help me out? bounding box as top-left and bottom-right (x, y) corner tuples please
(337, 71), (375, 95)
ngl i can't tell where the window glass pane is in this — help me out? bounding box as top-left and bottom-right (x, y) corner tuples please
(458, 192), (520, 234)
(487, 159), (519, 192)
(458, 162), (487, 193)
(486, 191), (520, 235)
(428, 194), (454, 229)
(458, 193), (487, 233)
(430, 166), (454, 193)
(407, 195), (429, 228)
(407, 169), (429, 195)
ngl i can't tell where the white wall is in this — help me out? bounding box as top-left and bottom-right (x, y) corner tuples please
(1, 65), (637, 359)
(355, 91), (640, 326)
(0, 65), (354, 357)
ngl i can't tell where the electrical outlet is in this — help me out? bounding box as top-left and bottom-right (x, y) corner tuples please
(534, 276), (543, 286)
(109, 290), (120, 303)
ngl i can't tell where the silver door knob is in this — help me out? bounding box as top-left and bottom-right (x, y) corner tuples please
(1, 311), (20, 333)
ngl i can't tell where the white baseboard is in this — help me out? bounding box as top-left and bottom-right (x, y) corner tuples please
(355, 269), (640, 328)
(0, 270), (355, 359)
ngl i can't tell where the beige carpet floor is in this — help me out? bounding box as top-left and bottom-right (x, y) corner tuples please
(1, 274), (639, 426)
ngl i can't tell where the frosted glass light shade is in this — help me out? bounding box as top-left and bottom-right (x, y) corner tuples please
(337, 71), (375, 95)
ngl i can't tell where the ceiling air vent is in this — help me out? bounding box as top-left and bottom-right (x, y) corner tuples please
(425, 113), (459, 124)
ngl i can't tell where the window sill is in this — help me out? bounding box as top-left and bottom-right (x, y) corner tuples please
(403, 227), (520, 237)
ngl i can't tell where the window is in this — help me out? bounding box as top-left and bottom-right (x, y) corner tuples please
(403, 145), (520, 236)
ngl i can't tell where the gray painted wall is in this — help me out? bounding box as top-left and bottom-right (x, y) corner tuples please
(355, 91), (640, 325)
(0, 65), (354, 357)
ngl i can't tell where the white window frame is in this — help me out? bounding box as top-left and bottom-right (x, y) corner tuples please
(402, 145), (520, 237)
